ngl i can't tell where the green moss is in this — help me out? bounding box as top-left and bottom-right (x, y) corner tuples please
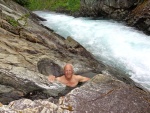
(7, 18), (19, 27)
(7, 14), (29, 27)
(17, 14), (29, 26)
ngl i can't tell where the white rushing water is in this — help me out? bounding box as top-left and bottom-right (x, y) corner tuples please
(34, 11), (150, 90)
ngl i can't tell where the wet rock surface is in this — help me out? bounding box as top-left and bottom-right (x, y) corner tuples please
(63, 74), (150, 113)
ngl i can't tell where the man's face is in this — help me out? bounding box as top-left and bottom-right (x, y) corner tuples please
(64, 65), (73, 79)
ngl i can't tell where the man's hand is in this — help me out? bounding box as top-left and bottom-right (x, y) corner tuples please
(48, 75), (56, 82)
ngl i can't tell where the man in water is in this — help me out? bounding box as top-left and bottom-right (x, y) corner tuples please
(48, 63), (90, 87)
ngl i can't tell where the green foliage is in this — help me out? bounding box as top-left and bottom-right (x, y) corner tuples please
(17, 14), (29, 26)
(7, 14), (29, 27)
(7, 17), (19, 27)
(13, 0), (30, 7)
(27, 0), (80, 13)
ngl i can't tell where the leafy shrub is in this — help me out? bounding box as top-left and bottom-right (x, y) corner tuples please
(13, 0), (80, 13)
(28, 0), (80, 12)
(13, 0), (30, 7)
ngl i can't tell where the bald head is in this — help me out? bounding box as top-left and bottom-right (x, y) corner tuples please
(64, 63), (74, 79)
(64, 63), (73, 70)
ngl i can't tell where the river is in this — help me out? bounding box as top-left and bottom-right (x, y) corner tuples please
(34, 11), (150, 91)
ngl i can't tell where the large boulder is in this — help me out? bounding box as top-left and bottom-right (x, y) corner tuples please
(0, 67), (66, 104)
(62, 74), (150, 113)
(0, 67), (66, 94)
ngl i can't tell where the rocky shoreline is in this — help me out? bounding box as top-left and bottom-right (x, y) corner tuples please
(0, 0), (150, 112)
(79, 0), (150, 35)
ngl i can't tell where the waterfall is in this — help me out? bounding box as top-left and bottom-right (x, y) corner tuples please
(34, 11), (150, 90)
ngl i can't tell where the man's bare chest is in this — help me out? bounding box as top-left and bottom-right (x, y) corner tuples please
(64, 79), (78, 87)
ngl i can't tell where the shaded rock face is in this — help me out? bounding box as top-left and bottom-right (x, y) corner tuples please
(80, 0), (142, 18)
(63, 74), (150, 113)
(0, 85), (24, 105)
(81, 0), (140, 8)
(37, 58), (63, 76)
(80, 0), (150, 35)
(125, 0), (150, 35)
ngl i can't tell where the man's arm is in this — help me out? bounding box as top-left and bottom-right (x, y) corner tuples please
(48, 75), (56, 82)
(77, 75), (90, 82)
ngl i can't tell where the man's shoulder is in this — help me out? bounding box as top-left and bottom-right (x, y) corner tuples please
(74, 75), (83, 79)
(75, 74), (90, 82)
(56, 75), (64, 80)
